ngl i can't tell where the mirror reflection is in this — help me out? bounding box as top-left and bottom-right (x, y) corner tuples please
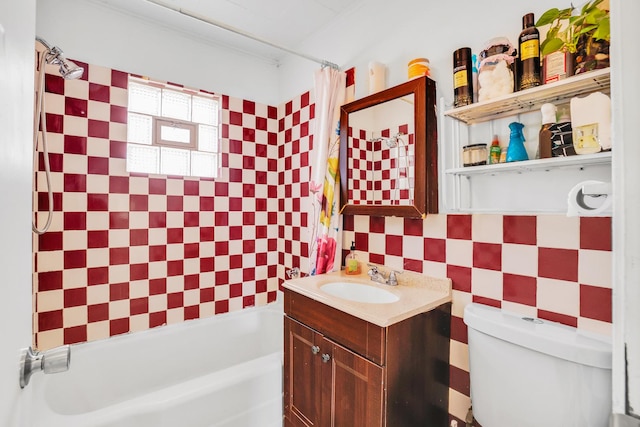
(346, 94), (415, 206)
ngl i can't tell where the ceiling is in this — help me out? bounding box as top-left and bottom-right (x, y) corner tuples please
(91, 0), (365, 65)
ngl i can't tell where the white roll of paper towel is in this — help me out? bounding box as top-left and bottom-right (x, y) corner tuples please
(567, 180), (612, 217)
(368, 61), (386, 94)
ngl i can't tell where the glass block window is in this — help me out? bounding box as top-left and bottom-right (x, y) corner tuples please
(127, 77), (220, 178)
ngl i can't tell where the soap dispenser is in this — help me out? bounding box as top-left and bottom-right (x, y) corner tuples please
(344, 241), (361, 275)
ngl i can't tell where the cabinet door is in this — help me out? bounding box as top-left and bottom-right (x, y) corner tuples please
(284, 317), (324, 427)
(329, 342), (384, 427)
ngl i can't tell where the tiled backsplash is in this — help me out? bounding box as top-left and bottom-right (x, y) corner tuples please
(34, 60), (612, 424)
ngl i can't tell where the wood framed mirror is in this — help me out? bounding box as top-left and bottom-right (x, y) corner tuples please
(339, 76), (438, 218)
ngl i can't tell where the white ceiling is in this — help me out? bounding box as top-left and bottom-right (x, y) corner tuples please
(91, 0), (365, 65)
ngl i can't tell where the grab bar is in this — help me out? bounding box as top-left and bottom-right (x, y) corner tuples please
(19, 345), (70, 388)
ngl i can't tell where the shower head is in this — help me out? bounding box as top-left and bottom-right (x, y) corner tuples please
(36, 37), (84, 80)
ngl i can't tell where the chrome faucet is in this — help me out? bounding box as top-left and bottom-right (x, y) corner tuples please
(367, 264), (402, 286)
(19, 345), (71, 388)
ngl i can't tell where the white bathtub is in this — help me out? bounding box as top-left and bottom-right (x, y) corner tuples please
(31, 297), (284, 427)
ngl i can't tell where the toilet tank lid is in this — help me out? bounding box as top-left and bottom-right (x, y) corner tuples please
(463, 303), (612, 369)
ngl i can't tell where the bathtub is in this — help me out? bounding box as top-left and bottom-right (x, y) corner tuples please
(31, 296), (284, 427)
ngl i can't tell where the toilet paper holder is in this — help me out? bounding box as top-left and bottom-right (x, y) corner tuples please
(567, 180), (612, 217)
(581, 182), (612, 197)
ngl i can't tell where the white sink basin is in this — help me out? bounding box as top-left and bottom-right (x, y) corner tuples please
(320, 282), (399, 304)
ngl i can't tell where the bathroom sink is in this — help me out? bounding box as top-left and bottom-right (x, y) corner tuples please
(320, 282), (399, 304)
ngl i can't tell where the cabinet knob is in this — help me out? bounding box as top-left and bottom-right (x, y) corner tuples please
(321, 353), (331, 363)
(311, 345), (320, 355)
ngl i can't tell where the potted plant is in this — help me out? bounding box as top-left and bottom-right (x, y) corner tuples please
(536, 0), (610, 75)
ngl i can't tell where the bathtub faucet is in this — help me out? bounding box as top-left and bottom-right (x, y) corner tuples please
(19, 345), (71, 388)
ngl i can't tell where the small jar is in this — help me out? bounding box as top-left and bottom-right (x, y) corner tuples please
(408, 58), (430, 80)
(463, 143), (488, 166)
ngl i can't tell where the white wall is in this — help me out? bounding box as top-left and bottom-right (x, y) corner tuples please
(36, 0), (282, 106)
(0, 0), (37, 425)
(278, 0), (561, 103)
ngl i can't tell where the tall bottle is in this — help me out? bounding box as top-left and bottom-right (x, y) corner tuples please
(517, 13), (541, 91)
(453, 47), (473, 107)
(538, 103), (557, 159)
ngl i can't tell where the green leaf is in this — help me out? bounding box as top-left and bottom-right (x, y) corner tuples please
(541, 37), (565, 56)
(577, 24), (598, 36)
(536, 8), (561, 26)
(593, 17), (610, 41)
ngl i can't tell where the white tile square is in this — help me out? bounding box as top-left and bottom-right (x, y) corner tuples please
(36, 330), (64, 352)
(449, 340), (469, 371)
(148, 294), (167, 312)
(215, 284), (230, 300)
(64, 79), (89, 100)
(129, 314), (151, 333)
(536, 277), (579, 317)
(63, 306), (88, 327)
(64, 154), (89, 175)
(86, 321), (110, 343)
(147, 228), (167, 246)
(110, 87), (128, 108)
(110, 122), (127, 141)
(471, 267), (503, 301)
(578, 249), (612, 288)
(62, 192), (87, 212)
(472, 214), (503, 243)
(148, 261), (168, 280)
(129, 246), (149, 264)
(423, 214), (447, 238)
(37, 290), (63, 312)
(63, 230), (88, 251)
(129, 280), (149, 299)
(64, 115), (88, 138)
(451, 290), (473, 318)
(501, 301), (538, 318)
(422, 261), (447, 279)
(148, 195), (167, 211)
(129, 176), (150, 194)
(167, 276), (184, 293)
(537, 214), (580, 249)
(36, 251), (63, 273)
(86, 284), (109, 305)
(184, 258), (200, 275)
(108, 193), (129, 212)
(577, 317), (612, 336)
(502, 243), (538, 277)
(85, 137), (110, 158)
(87, 64), (112, 85)
(109, 264), (129, 283)
(86, 174), (109, 193)
(63, 268), (88, 289)
(446, 239), (473, 267)
(88, 100), (110, 121)
(85, 212), (109, 231)
(87, 248), (109, 269)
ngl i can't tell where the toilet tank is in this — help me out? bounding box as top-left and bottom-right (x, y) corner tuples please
(463, 303), (612, 427)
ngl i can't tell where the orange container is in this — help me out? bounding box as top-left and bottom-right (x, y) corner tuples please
(408, 58), (430, 80)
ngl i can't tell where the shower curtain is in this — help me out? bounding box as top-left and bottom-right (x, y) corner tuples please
(308, 67), (347, 276)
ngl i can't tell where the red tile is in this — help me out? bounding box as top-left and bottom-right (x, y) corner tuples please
(369, 216), (386, 233)
(110, 318), (130, 336)
(503, 215), (537, 245)
(215, 300), (229, 314)
(229, 226), (243, 240)
(64, 174), (87, 192)
(424, 238), (446, 262)
(580, 217), (612, 251)
(64, 97), (87, 117)
(200, 196), (215, 211)
(109, 176), (129, 193)
(537, 309), (577, 328)
(450, 315), (468, 344)
(45, 113), (64, 134)
(538, 247), (578, 282)
(243, 128), (256, 142)
(130, 263), (148, 281)
(149, 278), (167, 295)
(111, 69), (128, 88)
(130, 229), (148, 246)
(215, 241), (229, 255)
(167, 260), (184, 276)
(230, 254), (243, 269)
(200, 288), (215, 303)
(230, 111), (243, 126)
(38, 231), (63, 251)
(184, 274), (200, 290)
(130, 297), (149, 316)
(167, 292), (184, 309)
(110, 140), (127, 159)
(580, 284), (612, 322)
(149, 178), (166, 195)
(447, 215), (472, 240)
(88, 303), (109, 322)
(88, 230), (109, 248)
(130, 194), (148, 211)
(184, 243), (199, 259)
(215, 212), (228, 226)
(88, 119), (110, 138)
(149, 212), (166, 228)
(149, 312), (166, 328)
(87, 267), (109, 286)
(89, 82), (110, 103)
(45, 73), (64, 94)
(473, 242), (502, 271)
(87, 194), (109, 211)
(64, 325), (87, 345)
(503, 273), (537, 306)
(149, 245), (167, 262)
(64, 135), (87, 154)
(184, 180), (200, 195)
(38, 310), (63, 331)
(38, 271), (63, 291)
(200, 227), (214, 241)
(167, 228), (183, 243)
(64, 288), (87, 308)
(88, 156), (109, 175)
(109, 247), (129, 265)
(110, 105), (127, 123)
(450, 364), (470, 396)
(109, 212), (129, 229)
(184, 305), (199, 320)
(109, 282), (129, 301)
(472, 296), (502, 308)
(447, 265), (471, 293)
(184, 212), (199, 227)
(215, 270), (229, 285)
(64, 250), (87, 269)
(167, 196), (183, 211)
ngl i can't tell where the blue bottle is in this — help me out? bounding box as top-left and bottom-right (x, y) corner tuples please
(506, 122), (529, 162)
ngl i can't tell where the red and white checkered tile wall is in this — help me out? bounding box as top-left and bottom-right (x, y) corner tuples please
(33, 60), (612, 423)
(34, 61), (280, 350)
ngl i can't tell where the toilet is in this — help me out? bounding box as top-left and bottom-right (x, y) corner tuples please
(463, 303), (612, 427)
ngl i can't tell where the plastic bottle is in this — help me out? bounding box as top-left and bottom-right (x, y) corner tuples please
(344, 241), (361, 275)
(538, 103), (557, 159)
(517, 13), (541, 91)
(489, 135), (501, 164)
(506, 122), (529, 162)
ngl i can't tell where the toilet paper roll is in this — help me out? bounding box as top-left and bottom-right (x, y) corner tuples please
(368, 61), (386, 94)
(567, 180), (612, 217)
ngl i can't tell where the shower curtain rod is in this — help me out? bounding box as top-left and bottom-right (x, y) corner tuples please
(143, 0), (340, 70)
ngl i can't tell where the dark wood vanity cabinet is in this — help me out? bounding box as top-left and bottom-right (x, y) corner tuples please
(283, 290), (451, 427)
